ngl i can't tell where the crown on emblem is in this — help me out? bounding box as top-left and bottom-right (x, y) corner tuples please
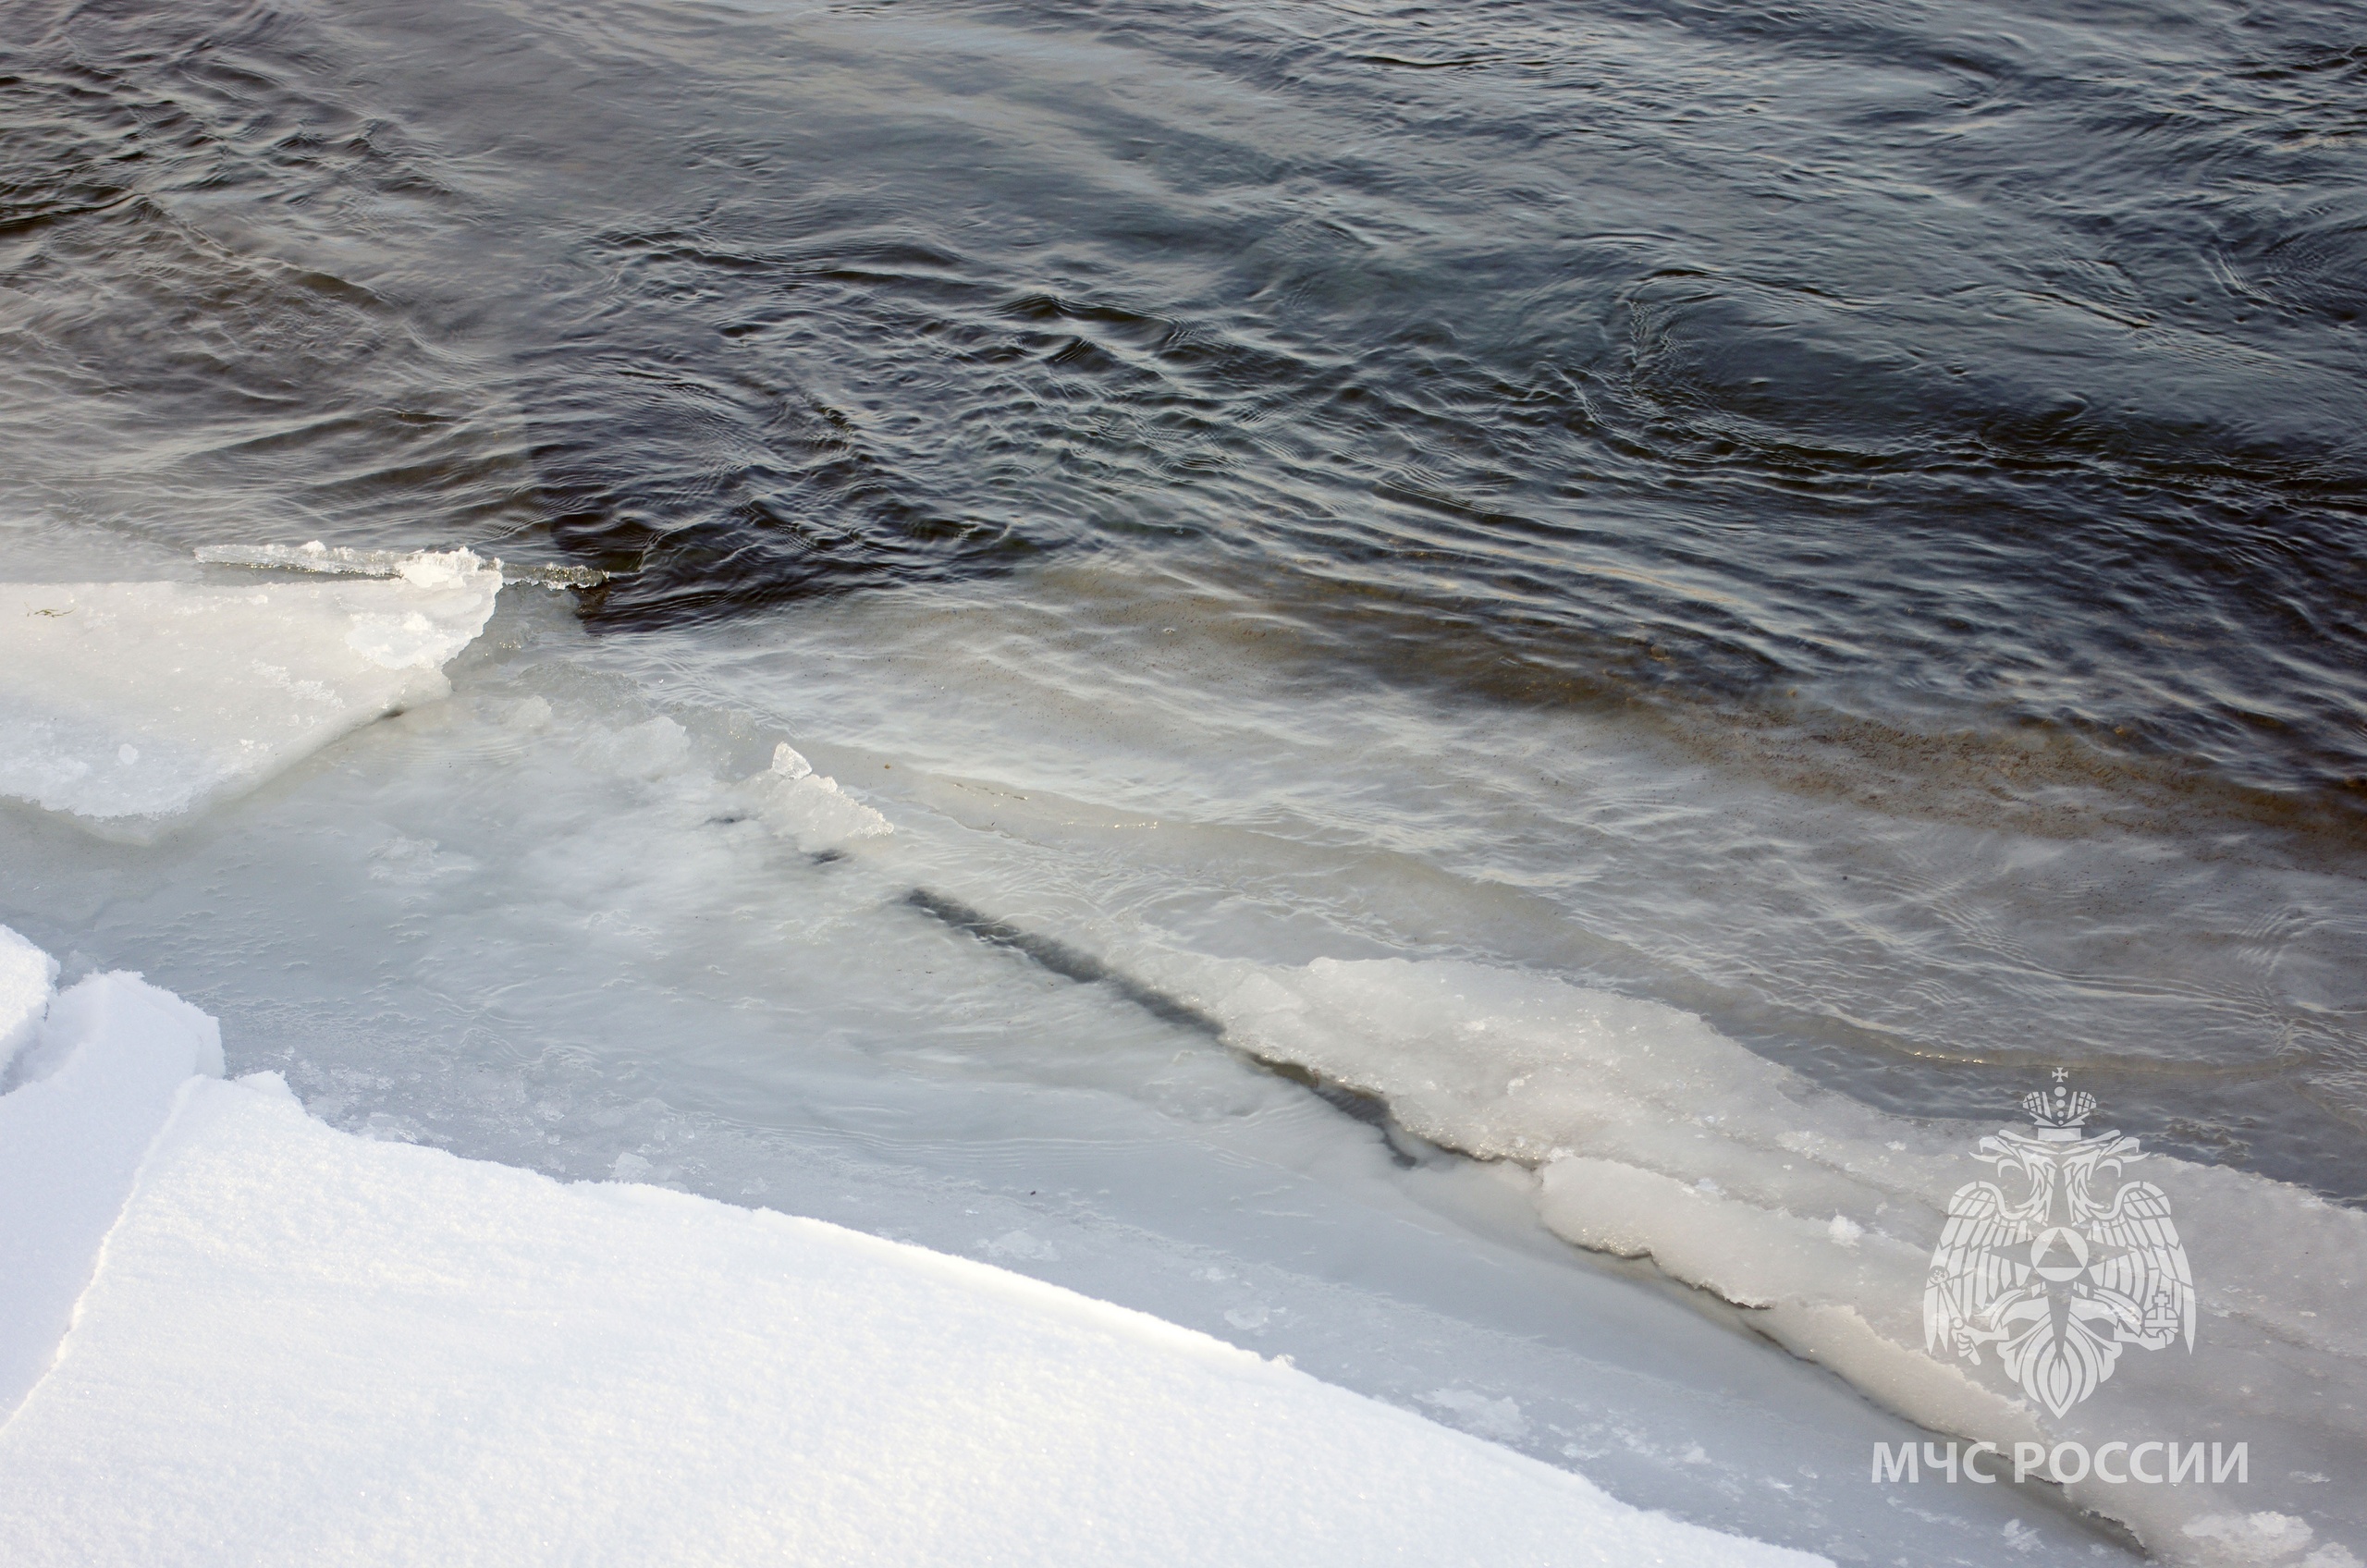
(2022, 1068), (2095, 1140)
(1928, 1062), (2195, 1416)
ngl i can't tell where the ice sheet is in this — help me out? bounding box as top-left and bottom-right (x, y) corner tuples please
(0, 935), (1814, 1568)
(1134, 951), (2367, 1566)
(0, 563), (2333, 1564)
(0, 645), (2140, 1563)
(195, 540), (605, 590)
(0, 550), (497, 832)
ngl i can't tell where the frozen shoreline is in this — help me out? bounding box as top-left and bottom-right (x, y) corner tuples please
(1, 548), (2354, 1564)
(0, 932), (1814, 1568)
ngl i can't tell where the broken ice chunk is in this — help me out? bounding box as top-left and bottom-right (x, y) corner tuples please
(0, 549), (499, 834)
(730, 741), (891, 852)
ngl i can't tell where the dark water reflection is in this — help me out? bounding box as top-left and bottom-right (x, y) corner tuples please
(12, 0), (2365, 855)
(7, 0), (2365, 835)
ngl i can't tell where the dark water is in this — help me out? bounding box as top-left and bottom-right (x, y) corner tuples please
(5, 0), (2367, 1192)
(8, 0), (2366, 830)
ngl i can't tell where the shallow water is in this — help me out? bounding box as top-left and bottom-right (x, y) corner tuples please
(5, 0), (2366, 1557)
(6, 0), (2362, 1152)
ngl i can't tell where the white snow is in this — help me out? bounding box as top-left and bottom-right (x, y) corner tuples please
(0, 925), (55, 1079)
(0, 929), (1817, 1568)
(0, 966), (222, 1417)
(1133, 950), (2367, 1567)
(0, 549), (497, 830)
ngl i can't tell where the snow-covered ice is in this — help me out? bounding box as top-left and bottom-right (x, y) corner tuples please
(0, 929), (1819, 1568)
(0, 925), (55, 1079)
(0, 549), (497, 831)
(0, 965), (222, 1417)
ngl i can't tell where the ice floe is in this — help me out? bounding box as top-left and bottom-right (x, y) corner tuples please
(0, 549), (497, 832)
(0, 929), (1814, 1568)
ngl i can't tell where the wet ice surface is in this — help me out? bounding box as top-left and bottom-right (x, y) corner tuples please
(0, 951), (1821, 1568)
(1, 574), (2170, 1564)
(0, 551), (497, 830)
(20, 555), (2347, 1563)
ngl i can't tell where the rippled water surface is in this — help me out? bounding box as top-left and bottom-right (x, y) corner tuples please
(6, 0), (2367, 1310)
(10, 0), (2365, 790)
(8, 0), (2363, 1174)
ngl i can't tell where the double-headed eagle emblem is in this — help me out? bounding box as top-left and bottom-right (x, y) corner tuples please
(1924, 1072), (2194, 1416)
